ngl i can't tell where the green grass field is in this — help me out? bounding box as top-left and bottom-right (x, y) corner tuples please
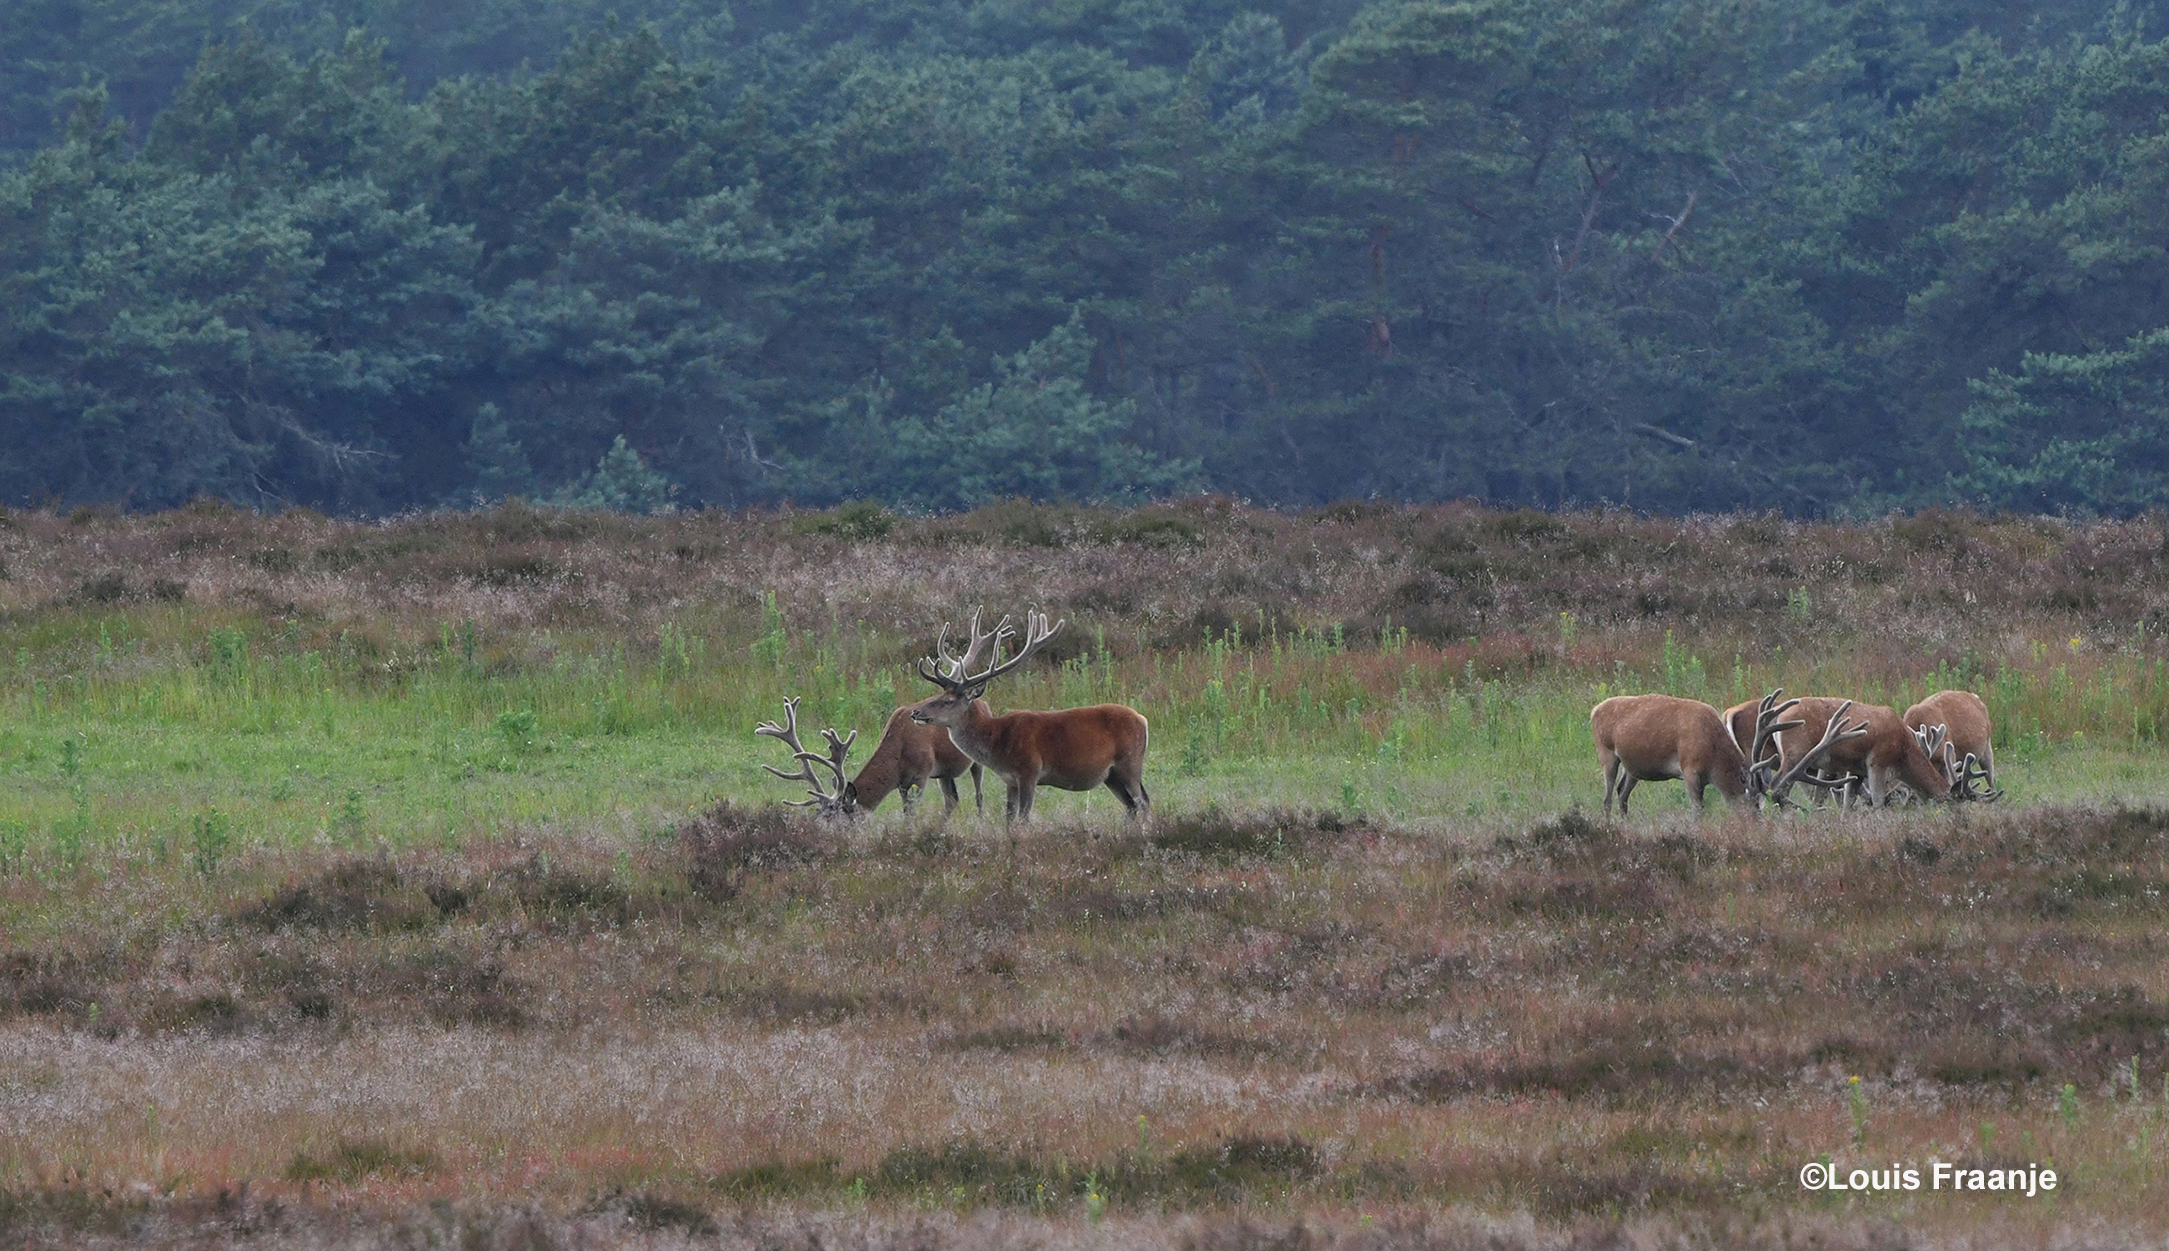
(6, 608), (2165, 863)
(6, 502), (2169, 1247)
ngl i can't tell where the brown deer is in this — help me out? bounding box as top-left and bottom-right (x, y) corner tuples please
(1591, 689), (1862, 814)
(847, 612), (1013, 816)
(907, 611), (1150, 823)
(1723, 696), (1955, 807)
(1905, 689), (2000, 801)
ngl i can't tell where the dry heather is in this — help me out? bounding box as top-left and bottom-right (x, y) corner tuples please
(7, 501), (2169, 1245)
(3, 499), (2168, 668)
(5, 802), (2169, 1244)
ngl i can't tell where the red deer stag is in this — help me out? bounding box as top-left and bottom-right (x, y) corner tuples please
(847, 611), (1014, 816)
(907, 611), (1150, 823)
(755, 696), (859, 816)
(1723, 696), (1955, 807)
(1905, 689), (2000, 801)
(1591, 689), (1863, 814)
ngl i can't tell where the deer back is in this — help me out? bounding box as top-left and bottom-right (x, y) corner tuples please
(1905, 689), (1993, 761)
(1826, 699), (1953, 797)
(1593, 694), (1745, 782)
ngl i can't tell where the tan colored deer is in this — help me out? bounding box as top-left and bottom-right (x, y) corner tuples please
(1723, 696), (1954, 807)
(1591, 689), (1861, 814)
(847, 612), (1013, 816)
(1905, 689), (2000, 801)
(907, 611), (1150, 823)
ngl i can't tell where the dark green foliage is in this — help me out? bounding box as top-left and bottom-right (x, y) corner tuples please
(284, 1139), (438, 1183)
(794, 499), (896, 539)
(6, 0), (2169, 513)
(867, 1134), (1319, 1208)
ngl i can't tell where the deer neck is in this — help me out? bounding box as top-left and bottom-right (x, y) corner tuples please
(1898, 740), (1953, 798)
(848, 713), (909, 810)
(1715, 740), (1755, 801)
(941, 699), (1004, 770)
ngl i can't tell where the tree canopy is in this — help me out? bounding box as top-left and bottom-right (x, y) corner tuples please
(4, 0), (2167, 514)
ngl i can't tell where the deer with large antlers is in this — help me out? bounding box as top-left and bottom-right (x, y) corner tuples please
(1722, 696), (1956, 807)
(755, 696), (859, 816)
(1904, 689), (2000, 802)
(907, 611), (1150, 823)
(845, 611), (1014, 816)
(1592, 689), (1865, 814)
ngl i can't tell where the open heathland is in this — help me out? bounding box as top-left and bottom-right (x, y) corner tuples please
(4, 500), (2169, 1246)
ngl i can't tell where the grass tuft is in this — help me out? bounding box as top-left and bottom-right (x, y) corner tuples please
(284, 1139), (438, 1184)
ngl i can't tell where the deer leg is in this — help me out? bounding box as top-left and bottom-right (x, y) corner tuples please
(898, 783), (917, 814)
(1615, 774), (1637, 816)
(939, 775), (960, 818)
(970, 762), (984, 815)
(1004, 778), (1021, 824)
(1015, 776), (1038, 823)
(1600, 750), (1622, 816)
(1105, 772), (1144, 817)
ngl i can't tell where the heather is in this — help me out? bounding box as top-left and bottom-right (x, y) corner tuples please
(3, 500), (2169, 1245)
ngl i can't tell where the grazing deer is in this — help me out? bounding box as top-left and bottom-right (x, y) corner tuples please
(1905, 689), (2001, 801)
(848, 612), (1013, 816)
(1724, 696), (1955, 807)
(1591, 689), (1861, 814)
(755, 696), (859, 816)
(908, 611), (1151, 823)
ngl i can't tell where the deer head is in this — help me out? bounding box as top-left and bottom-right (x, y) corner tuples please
(910, 610), (1062, 729)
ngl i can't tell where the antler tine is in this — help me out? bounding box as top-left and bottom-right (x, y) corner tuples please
(921, 618), (968, 692)
(1764, 699), (1869, 807)
(956, 608), (1015, 674)
(817, 726), (858, 790)
(1747, 689), (1803, 771)
(964, 610), (1063, 688)
(1915, 722), (1948, 760)
(1958, 752), (2003, 802)
(934, 621), (963, 676)
(756, 698), (824, 792)
(918, 653), (966, 693)
(1766, 769), (1863, 812)
(754, 695), (806, 749)
(755, 697), (855, 812)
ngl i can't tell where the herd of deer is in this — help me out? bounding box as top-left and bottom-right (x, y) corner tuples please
(1591, 687), (2002, 814)
(756, 607), (2001, 823)
(757, 610), (1152, 823)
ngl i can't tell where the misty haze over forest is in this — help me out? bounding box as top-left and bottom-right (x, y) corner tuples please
(4, 0), (2168, 516)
